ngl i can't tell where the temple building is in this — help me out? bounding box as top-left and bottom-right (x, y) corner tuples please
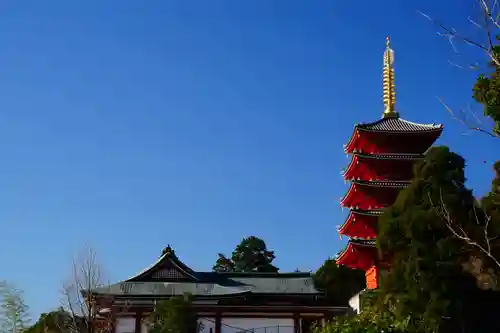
(87, 246), (348, 333)
(336, 37), (444, 289)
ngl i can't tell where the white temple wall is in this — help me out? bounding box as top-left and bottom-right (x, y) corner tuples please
(221, 318), (294, 333)
(116, 318), (136, 333)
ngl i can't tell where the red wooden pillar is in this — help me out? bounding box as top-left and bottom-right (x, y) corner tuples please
(134, 312), (142, 333)
(293, 313), (300, 333)
(215, 313), (221, 333)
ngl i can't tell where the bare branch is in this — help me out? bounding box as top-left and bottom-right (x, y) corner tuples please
(60, 247), (130, 333)
(421, 1), (500, 139)
(428, 189), (500, 271)
(438, 97), (500, 138)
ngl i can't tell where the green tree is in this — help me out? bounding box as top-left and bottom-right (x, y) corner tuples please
(473, 38), (500, 137)
(313, 259), (365, 306)
(26, 309), (76, 333)
(212, 254), (234, 272)
(0, 281), (30, 333)
(313, 305), (405, 333)
(212, 236), (278, 273)
(147, 295), (198, 333)
(376, 146), (500, 332)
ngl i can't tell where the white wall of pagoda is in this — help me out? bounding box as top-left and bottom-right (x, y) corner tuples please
(221, 318), (294, 333)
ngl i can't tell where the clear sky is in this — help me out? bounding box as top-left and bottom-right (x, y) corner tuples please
(0, 0), (497, 319)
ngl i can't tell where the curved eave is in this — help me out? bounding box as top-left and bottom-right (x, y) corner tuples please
(336, 240), (377, 270)
(338, 210), (380, 238)
(342, 155), (359, 180)
(344, 128), (360, 154)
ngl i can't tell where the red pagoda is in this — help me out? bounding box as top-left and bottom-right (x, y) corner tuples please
(335, 37), (444, 290)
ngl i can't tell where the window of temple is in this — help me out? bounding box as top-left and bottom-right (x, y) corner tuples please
(116, 318), (136, 333)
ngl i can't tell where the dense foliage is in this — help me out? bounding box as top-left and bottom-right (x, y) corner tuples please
(316, 147), (500, 333)
(376, 146), (499, 332)
(213, 236), (278, 272)
(26, 309), (77, 333)
(313, 259), (365, 306)
(473, 36), (500, 136)
(147, 295), (198, 333)
(314, 305), (404, 333)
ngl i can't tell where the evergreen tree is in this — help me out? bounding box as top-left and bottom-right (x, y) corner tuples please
(313, 259), (365, 306)
(26, 308), (77, 333)
(376, 146), (500, 332)
(212, 254), (235, 272)
(212, 236), (278, 273)
(147, 295), (198, 333)
(473, 36), (500, 136)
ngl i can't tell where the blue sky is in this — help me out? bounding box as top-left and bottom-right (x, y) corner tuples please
(0, 0), (497, 319)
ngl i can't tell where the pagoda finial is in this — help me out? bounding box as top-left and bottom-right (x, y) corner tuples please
(382, 36), (399, 118)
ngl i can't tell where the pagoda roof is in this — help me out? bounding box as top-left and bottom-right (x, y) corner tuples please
(341, 180), (409, 209)
(355, 117), (443, 133)
(344, 117), (444, 154)
(343, 153), (421, 180)
(338, 209), (382, 238)
(87, 246), (320, 298)
(336, 239), (377, 270)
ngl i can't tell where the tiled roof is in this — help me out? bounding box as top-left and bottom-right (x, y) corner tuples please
(350, 209), (384, 216)
(88, 246), (320, 298)
(351, 180), (411, 188)
(353, 153), (423, 160)
(90, 276), (319, 297)
(356, 117), (443, 133)
(91, 282), (248, 297)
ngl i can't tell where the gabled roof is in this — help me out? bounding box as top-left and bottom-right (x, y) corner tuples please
(126, 246), (199, 282)
(356, 117), (443, 133)
(88, 246), (321, 298)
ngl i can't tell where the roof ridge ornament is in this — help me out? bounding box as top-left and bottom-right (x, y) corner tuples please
(382, 37), (399, 119)
(162, 245), (175, 257)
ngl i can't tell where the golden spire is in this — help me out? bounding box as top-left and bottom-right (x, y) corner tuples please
(382, 36), (398, 118)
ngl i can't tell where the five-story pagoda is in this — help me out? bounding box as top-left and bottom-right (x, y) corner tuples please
(335, 37), (444, 289)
